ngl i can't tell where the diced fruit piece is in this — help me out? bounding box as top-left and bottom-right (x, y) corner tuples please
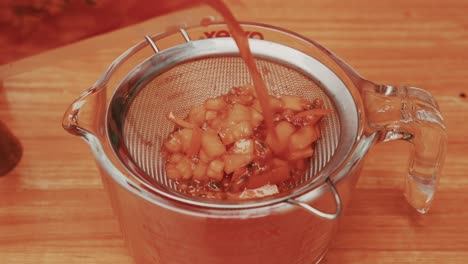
(178, 128), (193, 152)
(201, 130), (226, 158)
(269, 96), (283, 111)
(237, 94), (254, 105)
(265, 121), (296, 155)
(224, 103), (251, 125)
(280, 95), (306, 111)
(207, 160), (225, 181)
(293, 108), (332, 119)
(169, 153), (184, 164)
(275, 121), (296, 140)
(175, 157), (193, 180)
(167, 112), (195, 128)
(164, 134), (182, 153)
(237, 184), (279, 199)
(199, 149), (211, 163)
(204, 97), (227, 110)
(289, 125), (318, 151)
(288, 147), (314, 160)
(210, 117), (223, 130)
(188, 105), (206, 125)
(301, 115), (321, 125)
(166, 164), (182, 180)
(281, 109), (295, 121)
(292, 108), (332, 124)
(230, 139), (254, 155)
(223, 153), (254, 174)
(228, 85), (255, 105)
(193, 162), (208, 182)
(205, 110), (218, 121)
(219, 121), (253, 145)
(238, 84), (256, 95)
(250, 108), (264, 127)
(246, 165), (290, 189)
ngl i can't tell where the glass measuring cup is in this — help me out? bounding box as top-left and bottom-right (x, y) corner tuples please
(63, 22), (446, 263)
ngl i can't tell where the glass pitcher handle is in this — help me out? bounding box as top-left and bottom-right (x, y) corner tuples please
(363, 84), (447, 213)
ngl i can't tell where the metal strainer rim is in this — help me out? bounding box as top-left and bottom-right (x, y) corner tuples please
(106, 37), (359, 209)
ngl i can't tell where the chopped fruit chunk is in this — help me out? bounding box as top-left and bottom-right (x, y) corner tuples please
(223, 153), (254, 174)
(281, 95), (306, 111)
(207, 160), (225, 181)
(289, 148), (314, 160)
(293, 108), (332, 120)
(166, 164), (182, 180)
(204, 97), (227, 110)
(201, 130), (226, 158)
(169, 153), (184, 164)
(246, 165), (290, 189)
(199, 150), (210, 163)
(188, 105), (206, 125)
(250, 108), (264, 127)
(193, 162), (208, 182)
(175, 157), (193, 180)
(289, 125), (318, 151)
(219, 121), (253, 145)
(205, 110), (218, 121)
(265, 121), (296, 155)
(224, 103), (251, 125)
(292, 108), (332, 125)
(178, 128), (193, 153)
(226, 85), (256, 105)
(230, 139), (254, 155)
(269, 96), (283, 111)
(164, 134), (182, 153)
(238, 184), (279, 199)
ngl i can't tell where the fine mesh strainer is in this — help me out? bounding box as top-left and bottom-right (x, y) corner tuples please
(106, 28), (358, 216)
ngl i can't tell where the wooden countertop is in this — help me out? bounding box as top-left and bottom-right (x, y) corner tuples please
(1, 0), (467, 263)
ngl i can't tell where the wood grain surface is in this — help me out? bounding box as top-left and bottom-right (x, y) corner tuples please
(1, 0), (467, 263)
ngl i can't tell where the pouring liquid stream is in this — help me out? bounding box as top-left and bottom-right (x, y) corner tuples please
(206, 0), (275, 131)
(146, 0), (275, 132)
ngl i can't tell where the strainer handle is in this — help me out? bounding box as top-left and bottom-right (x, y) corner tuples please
(363, 84), (447, 213)
(287, 178), (342, 220)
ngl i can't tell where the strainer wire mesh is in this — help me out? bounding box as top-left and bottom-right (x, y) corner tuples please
(121, 56), (340, 203)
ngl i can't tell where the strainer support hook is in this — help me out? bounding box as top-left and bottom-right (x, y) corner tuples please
(144, 35), (160, 53)
(287, 178), (342, 220)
